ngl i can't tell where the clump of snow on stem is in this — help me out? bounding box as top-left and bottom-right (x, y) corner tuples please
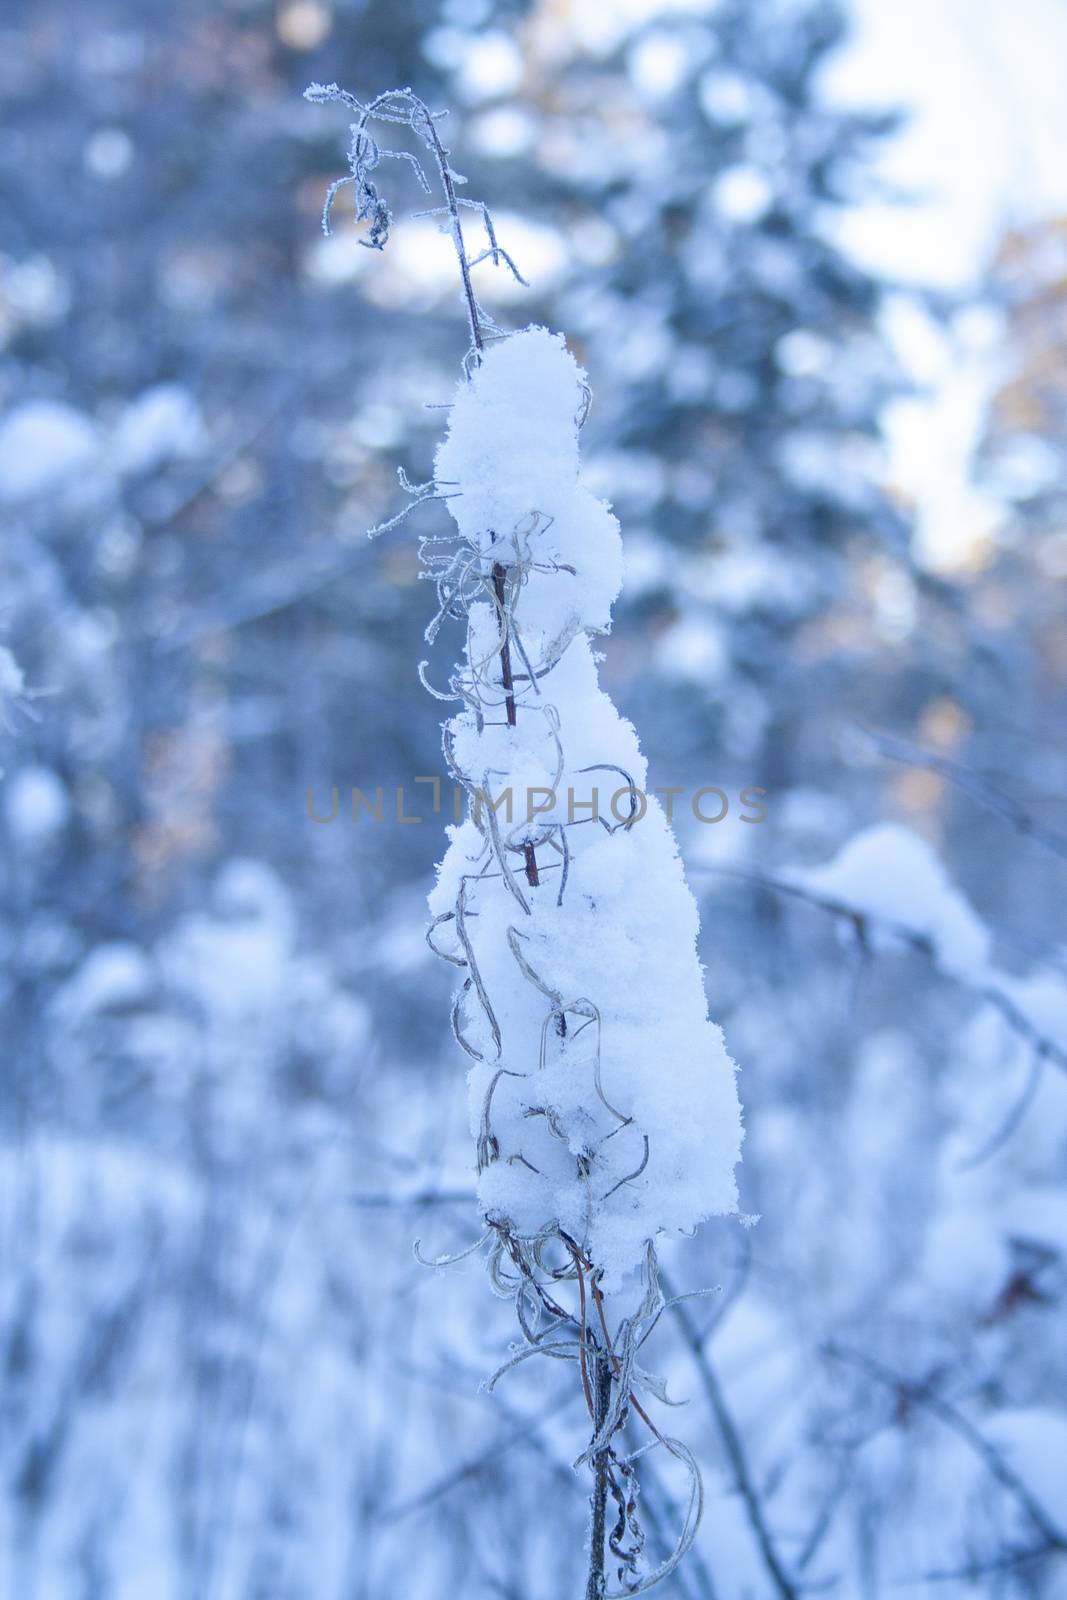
(428, 327), (743, 1289)
(435, 326), (621, 638)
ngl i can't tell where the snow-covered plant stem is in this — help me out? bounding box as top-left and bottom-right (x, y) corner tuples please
(586, 1346), (615, 1600)
(309, 83), (744, 1596)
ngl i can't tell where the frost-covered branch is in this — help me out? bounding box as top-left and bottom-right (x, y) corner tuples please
(309, 83), (743, 1597)
(696, 836), (1067, 1084)
(304, 82), (526, 366)
(0, 643), (44, 743)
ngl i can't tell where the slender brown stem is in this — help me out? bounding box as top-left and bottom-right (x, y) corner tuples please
(586, 1344), (614, 1600)
(522, 843), (540, 887)
(491, 561), (517, 728)
(490, 558), (539, 887)
(413, 102), (484, 355)
(425, 103), (531, 883)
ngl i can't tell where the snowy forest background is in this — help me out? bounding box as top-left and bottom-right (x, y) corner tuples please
(3, 0), (1067, 1596)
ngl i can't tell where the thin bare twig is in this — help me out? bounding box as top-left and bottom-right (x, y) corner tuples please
(305, 82), (525, 362)
(824, 1342), (1067, 1555)
(861, 728), (1067, 864)
(661, 1267), (798, 1600)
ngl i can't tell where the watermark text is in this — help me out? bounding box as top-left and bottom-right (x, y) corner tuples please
(306, 781), (769, 826)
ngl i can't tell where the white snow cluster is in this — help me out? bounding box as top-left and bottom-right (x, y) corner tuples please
(0, 400), (98, 504)
(795, 822), (991, 979)
(2, 763), (70, 844)
(433, 328), (623, 639)
(112, 383), (205, 475)
(0, 384), (204, 511)
(427, 328), (743, 1288)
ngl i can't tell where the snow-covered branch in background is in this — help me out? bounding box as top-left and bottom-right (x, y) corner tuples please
(0, 642), (41, 780)
(0, 646), (27, 735)
(310, 84), (744, 1598)
(789, 823), (1067, 1087)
